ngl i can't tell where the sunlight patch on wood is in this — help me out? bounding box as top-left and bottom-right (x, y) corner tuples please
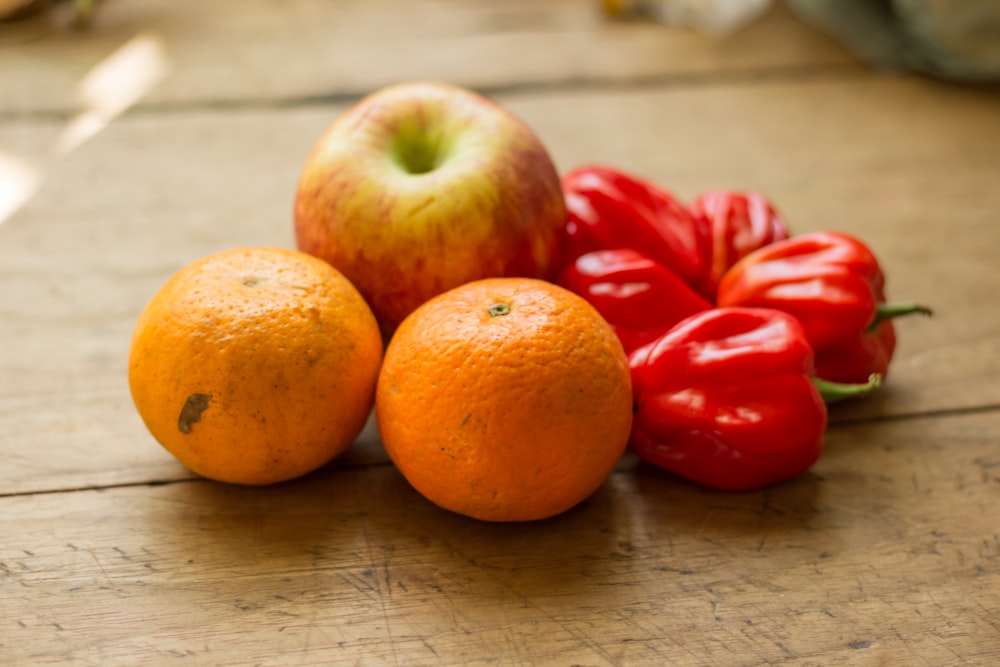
(0, 32), (169, 224)
(0, 151), (40, 225)
(53, 31), (169, 157)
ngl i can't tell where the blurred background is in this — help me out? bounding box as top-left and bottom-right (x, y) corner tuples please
(2, 0), (998, 226)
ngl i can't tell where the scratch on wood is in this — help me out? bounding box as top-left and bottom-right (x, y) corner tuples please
(420, 637), (438, 657)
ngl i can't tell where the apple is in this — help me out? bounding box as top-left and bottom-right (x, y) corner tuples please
(293, 81), (567, 337)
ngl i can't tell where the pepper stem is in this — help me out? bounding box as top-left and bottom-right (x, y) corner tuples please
(813, 373), (882, 403)
(870, 302), (933, 329)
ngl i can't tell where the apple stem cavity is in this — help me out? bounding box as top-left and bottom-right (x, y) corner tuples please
(487, 303), (511, 318)
(390, 122), (448, 175)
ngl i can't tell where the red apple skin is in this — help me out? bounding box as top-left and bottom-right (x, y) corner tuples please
(294, 81), (567, 337)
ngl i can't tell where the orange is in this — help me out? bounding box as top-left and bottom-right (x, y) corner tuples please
(375, 277), (633, 521)
(128, 247), (382, 485)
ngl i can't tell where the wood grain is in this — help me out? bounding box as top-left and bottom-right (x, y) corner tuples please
(3, 412), (999, 665)
(0, 0), (855, 116)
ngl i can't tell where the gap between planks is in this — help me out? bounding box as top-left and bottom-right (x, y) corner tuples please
(2, 402), (998, 501)
(0, 61), (868, 124)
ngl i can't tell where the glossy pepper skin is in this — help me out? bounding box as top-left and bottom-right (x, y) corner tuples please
(716, 231), (930, 384)
(688, 190), (790, 301)
(629, 308), (835, 491)
(561, 165), (707, 288)
(815, 320), (897, 385)
(557, 249), (712, 354)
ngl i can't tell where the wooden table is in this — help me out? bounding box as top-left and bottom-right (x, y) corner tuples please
(2, 2), (999, 664)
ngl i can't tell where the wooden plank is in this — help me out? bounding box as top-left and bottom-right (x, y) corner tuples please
(3, 75), (1000, 494)
(0, 0), (856, 115)
(2, 411), (998, 665)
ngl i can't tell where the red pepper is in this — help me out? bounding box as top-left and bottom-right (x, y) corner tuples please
(557, 249), (712, 354)
(561, 165), (707, 288)
(629, 307), (878, 491)
(688, 190), (790, 301)
(716, 231), (930, 384)
(814, 320), (897, 385)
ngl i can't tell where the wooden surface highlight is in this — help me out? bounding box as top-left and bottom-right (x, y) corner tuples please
(1, 1), (999, 664)
(1, 1), (852, 115)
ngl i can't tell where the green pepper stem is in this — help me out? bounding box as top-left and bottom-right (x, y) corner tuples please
(813, 373), (882, 403)
(870, 302), (933, 329)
